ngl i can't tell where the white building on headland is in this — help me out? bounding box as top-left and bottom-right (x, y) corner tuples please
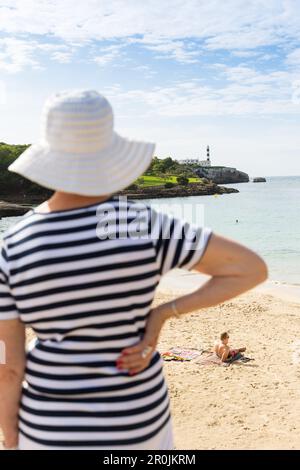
(176, 145), (211, 166)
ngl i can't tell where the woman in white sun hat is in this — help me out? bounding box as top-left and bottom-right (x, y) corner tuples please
(0, 90), (267, 450)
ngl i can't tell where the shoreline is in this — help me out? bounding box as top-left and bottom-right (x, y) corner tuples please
(157, 269), (300, 304)
(0, 218), (298, 301)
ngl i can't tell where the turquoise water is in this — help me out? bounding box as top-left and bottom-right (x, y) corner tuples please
(143, 176), (300, 285)
(1, 176), (299, 284)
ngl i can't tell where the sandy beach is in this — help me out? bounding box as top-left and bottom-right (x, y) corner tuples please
(155, 271), (300, 450)
(1, 272), (300, 450)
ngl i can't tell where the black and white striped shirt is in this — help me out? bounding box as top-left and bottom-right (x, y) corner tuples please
(0, 196), (212, 449)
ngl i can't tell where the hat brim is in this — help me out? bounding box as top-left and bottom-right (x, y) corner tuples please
(8, 133), (155, 196)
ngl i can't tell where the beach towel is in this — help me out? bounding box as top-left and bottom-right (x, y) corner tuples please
(161, 347), (204, 362)
(195, 352), (254, 367)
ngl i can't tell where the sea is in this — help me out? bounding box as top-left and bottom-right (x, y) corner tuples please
(0, 176), (299, 287)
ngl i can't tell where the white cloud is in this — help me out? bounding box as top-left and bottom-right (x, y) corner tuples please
(37, 43), (75, 63)
(142, 39), (200, 63)
(94, 44), (125, 67)
(134, 65), (157, 78)
(286, 48), (300, 66)
(0, 1), (300, 73)
(103, 64), (300, 118)
(94, 54), (115, 66)
(0, 37), (77, 71)
(0, 37), (40, 73)
(1, 0), (300, 122)
(50, 51), (73, 63)
(1, 1), (300, 50)
(258, 53), (276, 61)
(231, 50), (260, 58)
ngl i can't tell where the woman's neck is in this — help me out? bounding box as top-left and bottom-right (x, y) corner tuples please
(37, 191), (112, 213)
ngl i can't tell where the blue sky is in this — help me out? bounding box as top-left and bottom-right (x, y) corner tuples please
(1, 0), (300, 176)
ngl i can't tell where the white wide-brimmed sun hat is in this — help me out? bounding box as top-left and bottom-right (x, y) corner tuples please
(9, 89), (155, 196)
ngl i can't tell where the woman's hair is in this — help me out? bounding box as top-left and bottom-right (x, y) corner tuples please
(220, 332), (229, 340)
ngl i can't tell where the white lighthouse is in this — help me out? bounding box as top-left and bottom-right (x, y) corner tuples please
(176, 145), (212, 166)
(206, 145), (211, 165)
(198, 145), (211, 167)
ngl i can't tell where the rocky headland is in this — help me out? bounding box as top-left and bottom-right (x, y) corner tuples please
(196, 166), (249, 184)
(120, 182), (238, 200)
(0, 182), (238, 217)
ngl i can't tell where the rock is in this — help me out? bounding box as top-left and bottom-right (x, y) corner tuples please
(253, 177), (266, 182)
(0, 181), (239, 218)
(0, 200), (33, 218)
(195, 166), (249, 184)
(120, 182), (239, 199)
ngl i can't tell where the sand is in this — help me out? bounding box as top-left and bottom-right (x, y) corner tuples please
(154, 274), (300, 450)
(1, 273), (300, 450)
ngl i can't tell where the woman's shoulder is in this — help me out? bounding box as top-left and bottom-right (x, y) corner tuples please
(2, 210), (35, 242)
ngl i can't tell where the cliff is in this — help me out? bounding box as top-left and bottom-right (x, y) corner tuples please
(195, 166), (249, 184)
(120, 182), (238, 199)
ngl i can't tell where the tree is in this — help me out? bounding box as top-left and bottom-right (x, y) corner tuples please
(0, 142), (51, 198)
(176, 175), (189, 186)
(127, 183), (138, 190)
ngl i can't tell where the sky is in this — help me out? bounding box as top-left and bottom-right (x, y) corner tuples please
(0, 0), (300, 176)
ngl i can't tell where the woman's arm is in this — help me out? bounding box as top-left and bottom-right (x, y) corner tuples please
(152, 232), (267, 317)
(0, 319), (25, 449)
(116, 233), (267, 374)
(175, 233), (268, 311)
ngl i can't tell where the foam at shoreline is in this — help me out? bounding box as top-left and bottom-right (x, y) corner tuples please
(157, 269), (300, 304)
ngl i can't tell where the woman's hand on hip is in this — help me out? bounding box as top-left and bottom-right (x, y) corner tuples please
(116, 304), (172, 375)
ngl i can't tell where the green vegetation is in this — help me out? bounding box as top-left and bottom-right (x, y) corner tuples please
(145, 156), (200, 178)
(133, 156), (204, 188)
(0, 143), (205, 198)
(136, 175), (201, 187)
(0, 142), (51, 198)
(176, 175), (189, 186)
(164, 182), (175, 189)
(127, 183), (138, 190)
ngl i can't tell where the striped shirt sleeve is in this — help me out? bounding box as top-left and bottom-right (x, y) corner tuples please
(150, 209), (213, 276)
(0, 244), (19, 320)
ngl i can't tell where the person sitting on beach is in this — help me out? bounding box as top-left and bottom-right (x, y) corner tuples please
(214, 332), (246, 362)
